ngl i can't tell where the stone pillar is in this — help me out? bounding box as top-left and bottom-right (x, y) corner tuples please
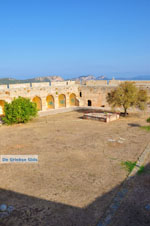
(78, 98), (84, 107)
(66, 95), (70, 108)
(55, 95), (59, 109)
(41, 97), (47, 111)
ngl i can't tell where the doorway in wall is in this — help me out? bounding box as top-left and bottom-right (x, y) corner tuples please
(46, 95), (55, 109)
(58, 94), (66, 108)
(32, 96), (42, 111)
(0, 100), (5, 116)
(88, 100), (92, 106)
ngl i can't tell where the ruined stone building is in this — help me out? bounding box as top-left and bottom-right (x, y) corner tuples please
(0, 80), (150, 116)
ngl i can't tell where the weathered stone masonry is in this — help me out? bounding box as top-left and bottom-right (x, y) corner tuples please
(0, 80), (150, 115)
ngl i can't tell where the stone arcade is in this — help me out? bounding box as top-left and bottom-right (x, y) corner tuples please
(0, 79), (150, 116)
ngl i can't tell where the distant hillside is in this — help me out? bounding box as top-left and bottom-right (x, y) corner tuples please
(0, 78), (23, 84)
(71, 75), (108, 81)
(0, 76), (64, 84)
(96, 75), (108, 80)
(1, 74), (149, 85)
(33, 76), (64, 82)
(0, 75), (109, 85)
(75, 75), (96, 81)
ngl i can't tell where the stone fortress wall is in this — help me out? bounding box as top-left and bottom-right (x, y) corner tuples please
(0, 80), (150, 115)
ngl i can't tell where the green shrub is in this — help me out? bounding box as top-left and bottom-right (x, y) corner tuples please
(147, 117), (150, 123)
(140, 117), (150, 131)
(3, 97), (37, 125)
(137, 165), (146, 175)
(121, 161), (136, 173)
(141, 126), (150, 131)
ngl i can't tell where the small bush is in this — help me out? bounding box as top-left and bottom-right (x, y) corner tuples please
(147, 117), (150, 123)
(137, 165), (146, 175)
(3, 97), (37, 125)
(140, 117), (150, 131)
(141, 126), (150, 131)
(122, 161), (136, 173)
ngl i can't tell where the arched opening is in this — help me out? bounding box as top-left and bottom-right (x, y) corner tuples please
(32, 96), (42, 111)
(0, 100), (6, 116)
(88, 100), (92, 106)
(80, 92), (82, 97)
(69, 93), (79, 106)
(46, 95), (54, 109)
(58, 94), (66, 108)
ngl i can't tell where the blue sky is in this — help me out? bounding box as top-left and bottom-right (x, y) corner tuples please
(0, 0), (150, 79)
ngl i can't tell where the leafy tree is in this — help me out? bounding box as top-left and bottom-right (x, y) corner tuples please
(3, 97), (37, 125)
(107, 82), (148, 116)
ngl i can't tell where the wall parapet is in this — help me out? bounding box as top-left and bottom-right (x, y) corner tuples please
(31, 82), (50, 87)
(51, 81), (76, 86)
(0, 85), (8, 90)
(108, 80), (123, 86)
(85, 80), (108, 86)
(109, 80), (150, 87)
(0, 80), (150, 90)
(132, 81), (150, 86)
(9, 83), (31, 89)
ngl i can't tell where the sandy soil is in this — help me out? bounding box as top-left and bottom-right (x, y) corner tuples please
(0, 110), (150, 226)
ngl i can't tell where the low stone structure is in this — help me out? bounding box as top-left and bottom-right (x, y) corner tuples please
(0, 79), (150, 116)
(83, 112), (120, 123)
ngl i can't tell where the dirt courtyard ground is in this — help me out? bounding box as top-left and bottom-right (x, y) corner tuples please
(0, 110), (150, 226)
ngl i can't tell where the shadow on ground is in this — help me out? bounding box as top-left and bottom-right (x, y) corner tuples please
(75, 109), (110, 114)
(128, 123), (141, 127)
(0, 164), (150, 226)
